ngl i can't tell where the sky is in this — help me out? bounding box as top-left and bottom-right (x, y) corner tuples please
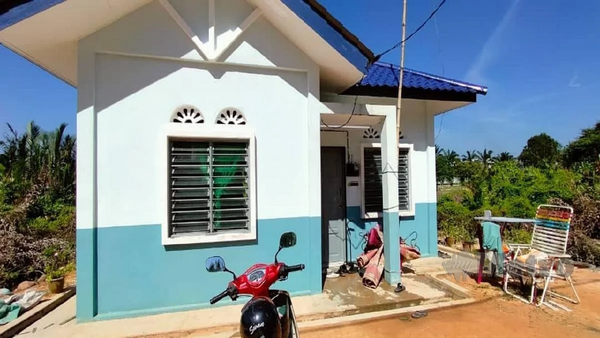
(1, 0), (599, 155)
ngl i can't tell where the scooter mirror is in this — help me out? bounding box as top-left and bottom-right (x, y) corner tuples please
(205, 256), (226, 273)
(279, 232), (297, 248)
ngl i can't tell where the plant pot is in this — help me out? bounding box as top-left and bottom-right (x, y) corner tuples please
(445, 237), (455, 247)
(47, 277), (65, 294)
(462, 242), (474, 251)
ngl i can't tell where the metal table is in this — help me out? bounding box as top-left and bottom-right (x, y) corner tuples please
(474, 217), (536, 284)
(474, 217), (536, 223)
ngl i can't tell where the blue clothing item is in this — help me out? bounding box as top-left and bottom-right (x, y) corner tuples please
(0, 303), (21, 325)
(482, 222), (504, 274)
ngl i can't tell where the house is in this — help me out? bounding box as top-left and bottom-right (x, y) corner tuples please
(0, 0), (487, 321)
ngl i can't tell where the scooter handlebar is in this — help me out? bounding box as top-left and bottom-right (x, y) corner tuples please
(210, 289), (229, 305)
(286, 264), (305, 273)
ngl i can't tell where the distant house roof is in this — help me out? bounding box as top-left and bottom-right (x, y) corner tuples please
(343, 62), (488, 102)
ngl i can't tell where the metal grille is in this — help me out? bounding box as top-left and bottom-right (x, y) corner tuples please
(363, 147), (410, 213)
(169, 140), (249, 236)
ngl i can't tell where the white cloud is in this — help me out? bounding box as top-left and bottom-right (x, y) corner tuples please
(568, 73), (581, 88)
(466, 0), (521, 84)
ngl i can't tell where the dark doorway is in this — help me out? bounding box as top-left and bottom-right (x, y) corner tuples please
(320, 147), (347, 286)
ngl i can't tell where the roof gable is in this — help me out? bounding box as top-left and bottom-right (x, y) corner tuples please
(0, 0), (488, 99)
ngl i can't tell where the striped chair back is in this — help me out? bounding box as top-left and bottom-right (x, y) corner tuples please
(531, 205), (574, 255)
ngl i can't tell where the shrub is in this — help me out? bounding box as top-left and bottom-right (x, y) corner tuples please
(568, 231), (600, 267)
(0, 229), (72, 288)
(437, 198), (475, 241)
(504, 228), (532, 244)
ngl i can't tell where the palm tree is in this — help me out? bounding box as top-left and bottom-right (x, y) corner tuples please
(462, 150), (478, 162)
(435, 145), (443, 156)
(475, 149), (494, 168)
(442, 149), (460, 164)
(494, 152), (514, 162)
(0, 121), (76, 201)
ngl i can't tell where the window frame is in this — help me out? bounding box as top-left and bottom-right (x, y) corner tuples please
(161, 123), (257, 246)
(360, 142), (414, 219)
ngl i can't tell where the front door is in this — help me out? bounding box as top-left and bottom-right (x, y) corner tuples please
(320, 147), (346, 269)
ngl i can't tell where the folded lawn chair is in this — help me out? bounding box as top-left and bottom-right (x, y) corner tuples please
(502, 205), (580, 311)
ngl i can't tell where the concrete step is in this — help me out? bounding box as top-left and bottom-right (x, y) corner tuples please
(403, 257), (446, 275)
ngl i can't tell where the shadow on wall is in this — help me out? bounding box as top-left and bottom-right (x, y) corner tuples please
(93, 54), (309, 115)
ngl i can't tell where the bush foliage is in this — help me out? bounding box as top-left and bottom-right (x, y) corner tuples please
(437, 122), (600, 266)
(0, 122), (75, 288)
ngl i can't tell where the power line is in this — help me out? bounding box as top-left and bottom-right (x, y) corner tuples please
(375, 0), (448, 60)
(431, 0), (445, 76)
(430, 0), (446, 142)
(320, 65), (371, 130)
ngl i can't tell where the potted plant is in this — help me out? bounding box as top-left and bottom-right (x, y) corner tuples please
(43, 246), (72, 294)
(45, 266), (66, 294)
(445, 225), (460, 247)
(462, 228), (477, 251)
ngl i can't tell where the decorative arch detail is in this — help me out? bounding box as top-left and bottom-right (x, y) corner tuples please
(363, 127), (380, 139)
(216, 108), (247, 125)
(172, 105), (205, 124)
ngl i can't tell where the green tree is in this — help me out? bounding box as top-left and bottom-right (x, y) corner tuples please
(494, 152), (514, 162)
(563, 121), (600, 167)
(475, 149), (494, 168)
(436, 153), (452, 185)
(518, 133), (562, 168)
(462, 150), (477, 162)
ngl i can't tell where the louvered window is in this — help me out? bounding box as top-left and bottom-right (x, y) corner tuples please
(169, 140), (250, 236)
(362, 146), (411, 215)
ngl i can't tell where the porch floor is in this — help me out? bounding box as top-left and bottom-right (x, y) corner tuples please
(319, 272), (459, 319)
(18, 272), (466, 338)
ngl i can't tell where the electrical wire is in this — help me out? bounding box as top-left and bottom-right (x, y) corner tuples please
(323, 1), (448, 129)
(374, 0), (448, 60)
(431, 0), (445, 77)
(320, 65), (371, 130)
(431, 0), (447, 142)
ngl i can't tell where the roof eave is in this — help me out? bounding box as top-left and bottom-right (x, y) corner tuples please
(0, 0), (65, 31)
(342, 85), (480, 103)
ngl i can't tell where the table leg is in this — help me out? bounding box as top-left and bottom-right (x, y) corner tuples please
(478, 249), (485, 284)
(477, 223), (485, 284)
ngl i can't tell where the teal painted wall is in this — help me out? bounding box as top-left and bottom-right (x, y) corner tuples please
(346, 203), (437, 261)
(76, 217), (321, 321)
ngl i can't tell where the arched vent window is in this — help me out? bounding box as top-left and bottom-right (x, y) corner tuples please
(363, 127), (380, 139)
(172, 106), (204, 124)
(216, 108), (247, 125)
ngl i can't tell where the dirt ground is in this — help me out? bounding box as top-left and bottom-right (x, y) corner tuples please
(303, 269), (600, 338)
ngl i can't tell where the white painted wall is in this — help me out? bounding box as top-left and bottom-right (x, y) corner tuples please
(76, 0), (321, 230)
(320, 99), (437, 207)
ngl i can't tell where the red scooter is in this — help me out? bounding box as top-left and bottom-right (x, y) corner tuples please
(206, 232), (304, 338)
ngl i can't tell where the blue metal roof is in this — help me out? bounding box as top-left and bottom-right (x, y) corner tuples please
(0, 0), (65, 31)
(360, 62), (488, 95)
